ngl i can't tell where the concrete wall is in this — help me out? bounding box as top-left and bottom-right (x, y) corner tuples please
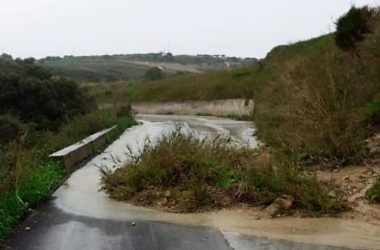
(49, 126), (115, 172)
(132, 99), (254, 117)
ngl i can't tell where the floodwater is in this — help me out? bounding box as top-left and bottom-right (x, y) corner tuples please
(11, 115), (380, 250)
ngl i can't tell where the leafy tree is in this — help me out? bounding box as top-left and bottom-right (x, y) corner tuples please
(335, 6), (374, 50)
(0, 115), (25, 145)
(0, 56), (94, 130)
(144, 67), (164, 81)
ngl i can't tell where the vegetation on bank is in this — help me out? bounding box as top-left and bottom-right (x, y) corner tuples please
(366, 179), (380, 203)
(0, 56), (135, 241)
(101, 133), (345, 214)
(254, 7), (380, 164)
(0, 109), (135, 241)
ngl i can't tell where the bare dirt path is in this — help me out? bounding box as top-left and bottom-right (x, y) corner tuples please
(4, 115), (379, 250)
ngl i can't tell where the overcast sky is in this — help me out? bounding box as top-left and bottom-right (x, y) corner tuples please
(0, 0), (379, 59)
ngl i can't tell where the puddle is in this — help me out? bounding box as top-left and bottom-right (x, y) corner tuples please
(53, 115), (380, 250)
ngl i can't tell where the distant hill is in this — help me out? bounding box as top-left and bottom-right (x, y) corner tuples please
(38, 53), (257, 83)
(102, 6), (379, 165)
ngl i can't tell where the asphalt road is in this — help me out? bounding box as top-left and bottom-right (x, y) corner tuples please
(4, 201), (350, 250)
(3, 115), (353, 250)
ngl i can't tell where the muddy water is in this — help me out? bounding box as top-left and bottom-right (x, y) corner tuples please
(53, 115), (380, 249)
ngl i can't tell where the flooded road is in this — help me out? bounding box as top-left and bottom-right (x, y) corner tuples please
(5, 115), (380, 250)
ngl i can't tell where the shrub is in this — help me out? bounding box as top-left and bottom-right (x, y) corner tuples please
(144, 67), (164, 81)
(366, 179), (380, 203)
(116, 104), (132, 118)
(0, 115), (25, 146)
(335, 6), (374, 50)
(367, 100), (380, 125)
(0, 56), (95, 130)
(101, 133), (345, 214)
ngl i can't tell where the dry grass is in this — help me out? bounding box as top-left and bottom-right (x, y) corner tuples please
(254, 16), (380, 163)
(101, 132), (345, 214)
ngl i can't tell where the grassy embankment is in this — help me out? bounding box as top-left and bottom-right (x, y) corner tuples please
(101, 7), (380, 210)
(0, 110), (135, 241)
(0, 55), (136, 241)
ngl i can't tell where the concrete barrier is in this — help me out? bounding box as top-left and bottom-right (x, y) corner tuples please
(49, 126), (116, 171)
(132, 99), (254, 117)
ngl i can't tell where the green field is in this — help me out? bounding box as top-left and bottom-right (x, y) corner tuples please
(39, 53), (257, 83)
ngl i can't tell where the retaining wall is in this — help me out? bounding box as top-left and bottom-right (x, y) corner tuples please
(49, 126), (115, 171)
(132, 99), (254, 117)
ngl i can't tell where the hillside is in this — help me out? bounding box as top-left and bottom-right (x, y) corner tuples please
(39, 53), (257, 82)
(89, 7), (380, 165)
(116, 34), (330, 102)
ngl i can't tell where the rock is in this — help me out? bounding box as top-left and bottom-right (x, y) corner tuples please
(281, 195), (294, 209)
(265, 195), (294, 218)
(328, 190), (336, 198)
(164, 191), (171, 198)
(131, 222), (136, 227)
(220, 196), (232, 206)
(366, 134), (380, 156)
(157, 197), (168, 206)
(161, 197), (168, 205)
(369, 146), (380, 156)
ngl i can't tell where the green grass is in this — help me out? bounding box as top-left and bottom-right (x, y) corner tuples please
(0, 161), (64, 240)
(128, 67), (265, 102)
(368, 99), (380, 123)
(0, 109), (135, 241)
(101, 132), (345, 214)
(40, 57), (152, 82)
(366, 179), (380, 203)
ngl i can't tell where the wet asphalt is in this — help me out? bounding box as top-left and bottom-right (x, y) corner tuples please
(4, 200), (351, 250)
